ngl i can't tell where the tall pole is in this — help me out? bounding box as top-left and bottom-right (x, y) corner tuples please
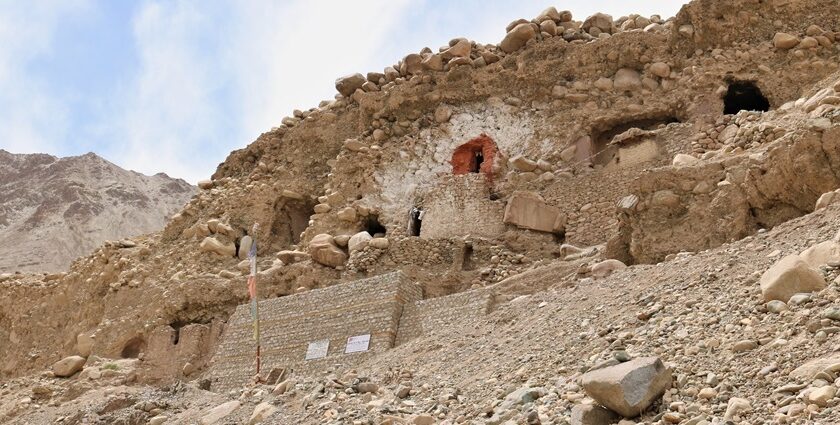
(248, 223), (262, 379)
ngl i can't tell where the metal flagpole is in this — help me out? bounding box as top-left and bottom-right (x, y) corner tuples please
(248, 223), (262, 380)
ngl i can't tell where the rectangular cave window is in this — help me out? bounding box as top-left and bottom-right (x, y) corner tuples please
(471, 151), (484, 173)
(462, 244), (474, 271)
(409, 207), (423, 237)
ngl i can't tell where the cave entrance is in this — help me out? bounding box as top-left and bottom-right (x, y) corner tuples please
(409, 207), (423, 237)
(451, 135), (498, 175)
(271, 199), (315, 250)
(591, 116), (679, 166)
(366, 214), (387, 237)
(120, 336), (146, 359)
(724, 81), (770, 115)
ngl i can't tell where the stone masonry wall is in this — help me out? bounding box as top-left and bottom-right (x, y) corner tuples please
(208, 272), (422, 391)
(396, 288), (494, 346)
(420, 175), (505, 239)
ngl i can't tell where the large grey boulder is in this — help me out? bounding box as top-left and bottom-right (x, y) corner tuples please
(52, 355), (87, 377)
(760, 254), (826, 302)
(580, 356), (672, 418)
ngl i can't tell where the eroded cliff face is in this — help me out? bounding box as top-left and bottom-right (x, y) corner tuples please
(5, 0), (840, 423)
(0, 151), (195, 273)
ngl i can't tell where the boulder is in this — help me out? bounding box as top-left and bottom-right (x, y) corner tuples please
(335, 73), (366, 97)
(760, 254), (826, 302)
(504, 191), (566, 233)
(773, 32), (800, 50)
(197, 180), (214, 190)
(369, 238), (390, 249)
(649, 62), (670, 78)
(580, 356), (672, 418)
(52, 355), (87, 377)
(815, 190), (839, 210)
(591, 259), (627, 278)
(248, 402), (277, 424)
(238, 236), (253, 260)
(200, 237), (236, 257)
(201, 401), (240, 425)
(442, 39), (471, 59)
(613, 68), (642, 92)
(308, 234), (347, 268)
(402, 53), (423, 75)
(500, 23), (536, 53)
(510, 155), (538, 172)
(348, 231), (373, 253)
(672, 154), (699, 167)
(422, 54), (444, 71)
(583, 13), (614, 34)
(724, 397), (752, 421)
(800, 241), (840, 268)
(571, 404), (620, 425)
(336, 207), (357, 222)
(76, 333), (94, 357)
(277, 250), (309, 264)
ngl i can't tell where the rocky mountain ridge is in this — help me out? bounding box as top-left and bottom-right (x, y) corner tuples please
(0, 150), (195, 273)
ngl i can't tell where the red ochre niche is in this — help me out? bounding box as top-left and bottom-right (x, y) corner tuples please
(450, 135), (498, 175)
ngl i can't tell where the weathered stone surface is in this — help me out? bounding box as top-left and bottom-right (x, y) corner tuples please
(724, 397), (752, 420)
(815, 190), (839, 210)
(348, 231), (373, 253)
(591, 259), (627, 278)
(672, 154), (699, 167)
(335, 73), (365, 97)
(649, 62), (670, 78)
(248, 402), (277, 424)
(760, 254), (826, 302)
(613, 68), (642, 91)
(583, 13), (613, 34)
(500, 23), (536, 53)
(200, 237), (236, 257)
(52, 355), (86, 377)
(308, 234), (347, 268)
(510, 155), (538, 172)
(581, 356), (672, 418)
(504, 191), (565, 233)
(799, 240), (840, 268)
(571, 404), (621, 425)
(238, 235), (253, 260)
(76, 333), (94, 357)
(200, 400), (240, 425)
(773, 32), (800, 49)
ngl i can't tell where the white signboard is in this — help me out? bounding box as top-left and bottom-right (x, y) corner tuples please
(305, 339), (330, 360)
(344, 334), (371, 354)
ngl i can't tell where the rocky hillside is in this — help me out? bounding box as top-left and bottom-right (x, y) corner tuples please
(5, 0), (840, 424)
(0, 150), (195, 273)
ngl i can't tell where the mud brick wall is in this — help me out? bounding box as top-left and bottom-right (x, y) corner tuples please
(419, 174), (505, 239)
(396, 287), (494, 346)
(208, 271), (422, 392)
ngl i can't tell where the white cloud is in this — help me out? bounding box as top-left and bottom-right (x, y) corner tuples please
(221, 0), (414, 149)
(0, 1), (90, 154)
(104, 0), (414, 183)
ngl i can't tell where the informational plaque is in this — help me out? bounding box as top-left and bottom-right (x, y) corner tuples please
(305, 339), (330, 360)
(344, 334), (371, 354)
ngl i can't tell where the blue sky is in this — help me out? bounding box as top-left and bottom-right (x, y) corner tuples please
(0, 1), (683, 183)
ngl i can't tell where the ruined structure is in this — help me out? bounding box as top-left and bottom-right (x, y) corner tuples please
(6, 0), (840, 423)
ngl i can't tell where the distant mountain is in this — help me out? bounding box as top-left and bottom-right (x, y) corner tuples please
(0, 150), (195, 273)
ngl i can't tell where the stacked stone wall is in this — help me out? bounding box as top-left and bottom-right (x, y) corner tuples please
(208, 272), (421, 391)
(420, 175), (505, 239)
